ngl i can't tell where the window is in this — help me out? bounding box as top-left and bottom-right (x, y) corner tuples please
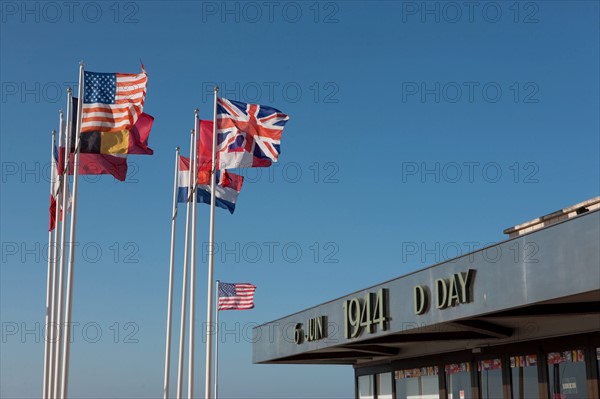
(445, 362), (472, 399)
(377, 372), (393, 399)
(597, 348), (600, 380)
(547, 350), (588, 399)
(358, 375), (375, 399)
(395, 366), (438, 399)
(478, 359), (502, 399)
(510, 355), (539, 399)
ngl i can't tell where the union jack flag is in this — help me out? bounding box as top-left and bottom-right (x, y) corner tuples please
(215, 98), (289, 169)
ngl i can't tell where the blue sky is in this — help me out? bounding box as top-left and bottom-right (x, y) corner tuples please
(1, 1), (598, 398)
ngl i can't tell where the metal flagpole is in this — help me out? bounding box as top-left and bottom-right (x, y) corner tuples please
(60, 62), (84, 398)
(187, 110), (200, 399)
(163, 146), (180, 399)
(176, 129), (195, 399)
(204, 85), (219, 399)
(48, 110), (65, 398)
(54, 88), (73, 399)
(43, 129), (57, 399)
(214, 281), (220, 399)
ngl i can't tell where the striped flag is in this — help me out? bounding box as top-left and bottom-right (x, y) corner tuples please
(177, 156), (244, 214)
(81, 69), (147, 133)
(218, 282), (256, 311)
(74, 98), (154, 155)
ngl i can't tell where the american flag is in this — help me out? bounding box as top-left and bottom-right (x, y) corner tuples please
(81, 70), (147, 133)
(218, 282), (256, 311)
(215, 98), (289, 169)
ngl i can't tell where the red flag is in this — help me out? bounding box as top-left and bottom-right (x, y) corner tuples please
(197, 119), (214, 171)
(49, 144), (59, 231)
(49, 195), (58, 231)
(59, 147), (128, 182)
(127, 113), (154, 155)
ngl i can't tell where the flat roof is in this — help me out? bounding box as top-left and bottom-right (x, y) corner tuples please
(252, 209), (600, 365)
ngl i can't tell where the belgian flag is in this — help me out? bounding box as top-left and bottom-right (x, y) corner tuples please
(59, 98), (154, 181)
(72, 98), (154, 155)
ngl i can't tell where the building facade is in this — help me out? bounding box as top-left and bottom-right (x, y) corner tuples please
(253, 199), (600, 399)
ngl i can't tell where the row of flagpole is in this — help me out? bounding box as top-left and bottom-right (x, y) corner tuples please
(163, 144), (179, 398)
(43, 129), (56, 399)
(42, 65), (272, 396)
(43, 61), (167, 398)
(204, 87), (220, 399)
(43, 64), (84, 398)
(188, 109), (200, 399)
(176, 129), (193, 398)
(61, 64), (84, 398)
(163, 88), (220, 399)
(43, 90), (236, 398)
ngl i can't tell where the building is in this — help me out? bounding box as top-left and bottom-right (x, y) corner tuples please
(252, 198), (600, 399)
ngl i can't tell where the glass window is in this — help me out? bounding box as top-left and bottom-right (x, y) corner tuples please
(377, 372), (393, 399)
(478, 359), (502, 399)
(547, 350), (588, 399)
(358, 375), (374, 399)
(510, 355), (539, 399)
(445, 362), (472, 399)
(395, 366), (438, 399)
(597, 348), (600, 380)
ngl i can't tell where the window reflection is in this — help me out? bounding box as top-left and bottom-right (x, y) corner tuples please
(395, 366), (438, 399)
(358, 374), (374, 399)
(597, 348), (600, 380)
(445, 363), (471, 399)
(547, 350), (588, 399)
(510, 354), (538, 399)
(377, 372), (393, 399)
(478, 359), (502, 399)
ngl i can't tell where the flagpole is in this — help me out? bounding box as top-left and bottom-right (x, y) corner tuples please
(60, 62), (84, 398)
(43, 129), (57, 399)
(214, 280), (220, 399)
(54, 88), (73, 399)
(48, 110), (65, 398)
(204, 85), (219, 399)
(176, 129), (195, 399)
(163, 146), (180, 399)
(187, 110), (200, 399)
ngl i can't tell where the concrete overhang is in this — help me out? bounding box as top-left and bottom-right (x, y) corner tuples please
(252, 210), (600, 366)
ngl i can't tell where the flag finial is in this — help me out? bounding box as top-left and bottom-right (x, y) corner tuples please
(67, 87), (72, 94)
(214, 85), (219, 93)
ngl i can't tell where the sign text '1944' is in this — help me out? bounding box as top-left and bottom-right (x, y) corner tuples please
(342, 288), (389, 339)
